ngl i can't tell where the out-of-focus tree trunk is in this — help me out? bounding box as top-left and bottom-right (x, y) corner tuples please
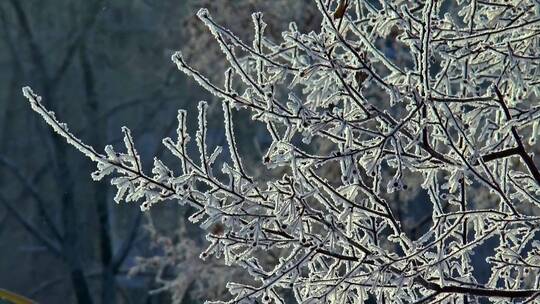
(6, 1), (97, 303)
(80, 41), (117, 304)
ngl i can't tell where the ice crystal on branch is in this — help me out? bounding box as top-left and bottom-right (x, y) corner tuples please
(23, 0), (540, 303)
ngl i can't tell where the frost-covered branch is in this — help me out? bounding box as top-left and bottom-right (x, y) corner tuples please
(23, 0), (540, 303)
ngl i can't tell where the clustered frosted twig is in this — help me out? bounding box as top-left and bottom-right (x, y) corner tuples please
(23, 0), (540, 303)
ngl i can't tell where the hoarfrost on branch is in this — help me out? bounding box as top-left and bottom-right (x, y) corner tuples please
(22, 0), (540, 303)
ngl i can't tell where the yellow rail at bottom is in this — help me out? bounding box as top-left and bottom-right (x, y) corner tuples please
(0, 289), (36, 304)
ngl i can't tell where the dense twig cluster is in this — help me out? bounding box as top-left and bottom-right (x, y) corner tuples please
(23, 0), (540, 303)
(180, 0), (320, 82)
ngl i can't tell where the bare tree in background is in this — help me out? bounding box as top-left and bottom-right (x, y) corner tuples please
(0, 1), (191, 303)
(23, 0), (540, 303)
